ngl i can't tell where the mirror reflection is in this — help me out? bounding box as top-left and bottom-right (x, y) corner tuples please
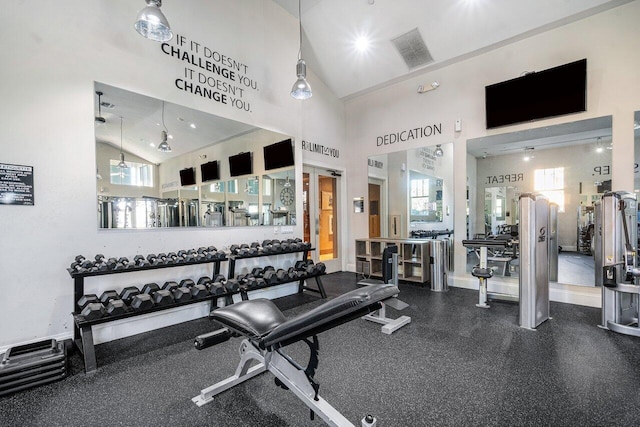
(94, 82), (295, 229)
(467, 115), (613, 287)
(367, 143), (454, 239)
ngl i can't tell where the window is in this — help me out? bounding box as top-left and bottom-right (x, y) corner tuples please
(534, 167), (564, 211)
(410, 178), (431, 214)
(110, 160), (154, 187)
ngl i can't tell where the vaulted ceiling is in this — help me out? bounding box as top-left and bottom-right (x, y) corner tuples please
(272, 0), (632, 99)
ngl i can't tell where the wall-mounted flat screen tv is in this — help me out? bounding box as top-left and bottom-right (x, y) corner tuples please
(229, 152), (252, 177)
(485, 58), (586, 129)
(179, 167), (196, 186)
(263, 139), (294, 170)
(200, 160), (220, 182)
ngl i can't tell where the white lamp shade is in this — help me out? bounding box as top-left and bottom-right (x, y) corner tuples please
(291, 59), (312, 100)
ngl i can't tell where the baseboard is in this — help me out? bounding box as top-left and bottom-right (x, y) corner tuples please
(449, 274), (601, 308)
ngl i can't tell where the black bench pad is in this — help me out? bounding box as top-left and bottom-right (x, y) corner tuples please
(210, 283), (399, 349)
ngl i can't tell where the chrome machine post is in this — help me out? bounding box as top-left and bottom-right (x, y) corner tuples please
(548, 202), (559, 282)
(598, 191), (640, 336)
(518, 193), (550, 330)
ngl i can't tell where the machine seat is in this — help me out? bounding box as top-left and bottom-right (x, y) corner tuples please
(211, 283), (399, 350)
(472, 266), (494, 279)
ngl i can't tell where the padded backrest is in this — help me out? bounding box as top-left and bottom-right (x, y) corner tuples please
(261, 283), (399, 349)
(210, 299), (286, 340)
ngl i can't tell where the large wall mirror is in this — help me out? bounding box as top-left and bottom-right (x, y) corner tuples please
(367, 143), (454, 239)
(466, 115), (613, 288)
(94, 82), (295, 229)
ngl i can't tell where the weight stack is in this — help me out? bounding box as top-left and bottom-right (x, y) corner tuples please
(0, 339), (67, 397)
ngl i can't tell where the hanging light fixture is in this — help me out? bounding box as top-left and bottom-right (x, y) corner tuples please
(595, 137), (604, 153)
(134, 0), (173, 42)
(117, 117), (128, 169)
(434, 144), (444, 157)
(95, 91), (106, 125)
(290, 0), (312, 100)
(284, 174), (292, 188)
(523, 147), (535, 162)
(157, 101), (172, 152)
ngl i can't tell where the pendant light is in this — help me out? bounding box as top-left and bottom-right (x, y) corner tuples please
(434, 144), (444, 157)
(117, 117), (128, 169)
(290, 0), (312, 100)
(157, 101), (172, 152)
(284, 174), (292, 187)
(134, 0), (173, 42)
(95, 91), (106, 125)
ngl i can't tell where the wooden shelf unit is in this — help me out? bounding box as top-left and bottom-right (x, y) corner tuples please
(355, 238), (431, 285)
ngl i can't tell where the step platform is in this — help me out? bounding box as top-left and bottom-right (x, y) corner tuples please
(0, 339), (67, 397)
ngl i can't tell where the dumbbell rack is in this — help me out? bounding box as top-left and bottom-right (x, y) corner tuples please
(227, 247), (327, 299)
(68, 257), (226, 374)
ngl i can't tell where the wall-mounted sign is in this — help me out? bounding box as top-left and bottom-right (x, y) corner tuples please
(301, 140), (340, 158)
(368, 159), (383, 168)
(353, 197), (365, 213)
(485, 173), (524, 185)
(0, 163), (34, 205)
(376, 123), (442, 146)
(161, 34), (258, 113)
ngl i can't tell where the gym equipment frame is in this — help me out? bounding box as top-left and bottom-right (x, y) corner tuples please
(193, 284), (400, 426)
(596, 191), (640, 337)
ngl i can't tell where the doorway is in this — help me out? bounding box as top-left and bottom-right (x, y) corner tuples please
(303, 165), (341, 272)
(369, 182), (381, 237)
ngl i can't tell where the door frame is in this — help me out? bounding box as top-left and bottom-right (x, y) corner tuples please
(303, 163), (346, 273)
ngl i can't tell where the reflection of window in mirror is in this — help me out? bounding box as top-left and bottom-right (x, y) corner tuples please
(263, 178), (272, 196)
(534, 167), (565, 211)
(410, 177), (431, 215)
(228, 180), (238, 193)
(496, 196), (505, 220)
(109, 160), (153, 186)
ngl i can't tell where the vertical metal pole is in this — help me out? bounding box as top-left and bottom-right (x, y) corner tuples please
(476, 247), (489, 308)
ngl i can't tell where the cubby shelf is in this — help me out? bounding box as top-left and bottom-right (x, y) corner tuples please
(355, 238), (431, 285)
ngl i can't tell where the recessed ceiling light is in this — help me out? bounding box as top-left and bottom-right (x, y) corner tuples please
(189, 123), (196, 129)
(149, 142), (155, 147)
(168, 134), (174, 139)
(355, 35), (370, 52)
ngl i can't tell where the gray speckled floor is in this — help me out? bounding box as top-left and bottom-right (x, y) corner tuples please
(1, 272), (639, 426)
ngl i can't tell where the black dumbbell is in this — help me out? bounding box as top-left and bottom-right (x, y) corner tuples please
(263, 270), (279, 285)
(142, 283), (160, 294)
(147, 254), (162, 266)
(172, 287), (192, 303)
(77, 294), (99, 310)
(99, 290), (120, 305)
(244, 277), (260, 290)
(295, 260), (308, 270)
(213, 274), (226, 283)
(197, 276), (211, 286)
(224, 279), (240, 292)
(263, 266), (275, 273)
(315, 263), (327, 274)
(117, 257), (132, 269)
(81, 260), (95, 271)
(229, 244), (240, 255)
(254, 277), (266, 288)
(276, 269), (289, 282)
(106, 258), (118, 270)
(191, 284), (209, 299)
(120, 286), (140, 304)
(180, 279), (195, 288)
(81, 302), (106, 320)
(251, 267), (264, 277)
(95, 254), (105, 263)
(165, 252), (177, 264)
(133, 255), (149, 267)
(106, 299), (127, 316)
(157, 253), (168, 263)
(152, 289), (174, 306)
(130, 293), (154, 311)
(74, 255), (86, 264)
(280, 242), (290, 252)
(207, 282), (226, 295)
(162, 281), (179, 292)
(262, 239), (272, 247)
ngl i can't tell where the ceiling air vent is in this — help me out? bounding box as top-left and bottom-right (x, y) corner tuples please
(391, 28), (433, 69)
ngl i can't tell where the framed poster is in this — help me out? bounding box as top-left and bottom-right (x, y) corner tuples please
(0, 163), (34, 205)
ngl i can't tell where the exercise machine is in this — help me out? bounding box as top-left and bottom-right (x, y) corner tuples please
(595, 191), (640, 337)
(463, 193), (551, 329)
(192, 283), (399, 426)
(358, 245), (411, 334)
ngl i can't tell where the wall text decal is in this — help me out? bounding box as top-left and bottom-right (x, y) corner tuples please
(162, 34), (259, 113)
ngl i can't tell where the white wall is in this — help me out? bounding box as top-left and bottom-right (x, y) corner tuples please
(344, 2), (640, 306)
(0, 0), (346, 349)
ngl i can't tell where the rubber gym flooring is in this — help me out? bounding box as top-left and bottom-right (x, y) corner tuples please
(1, 272), (639, 426)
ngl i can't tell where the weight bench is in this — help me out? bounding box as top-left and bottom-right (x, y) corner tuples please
(192, 283), (399, 426)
